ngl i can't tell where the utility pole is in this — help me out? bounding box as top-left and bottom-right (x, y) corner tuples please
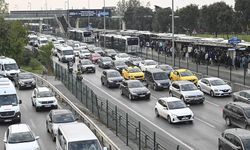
(103, 0), (106, 48)
(171, 0), (175, 66)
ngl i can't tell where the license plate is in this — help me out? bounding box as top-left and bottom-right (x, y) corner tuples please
(44, 105), (51, 108)
(4, 119), (12, 122)
(182, 117), (188, 120)
(88, 68), (92, 70)
(26, 85), (31, 87)
(139, 95), (145, 97)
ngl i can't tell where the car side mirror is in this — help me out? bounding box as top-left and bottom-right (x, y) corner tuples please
(19, 100), (22, 104)
(103, 147), (108, 150)
(35, 136), (40, 140)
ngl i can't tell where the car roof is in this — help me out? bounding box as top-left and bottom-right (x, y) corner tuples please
(51, 109), (73, 116)
(203, 77), (221, 81)
(37, 87), (50, 92)
(105, 69), (119, 73)
(144, 59), (155, 62)
(223, 128), (250, 139)
(9, 124), (31, 134)
(160, 97), (181, 102)
(227, 102), (250, 109)
(127, 66), (140, 70)
(125, 80), (140, 83)
(175, 69), (190, 72)
(145, 68), (164, 73)
(172, 80), (193, 85)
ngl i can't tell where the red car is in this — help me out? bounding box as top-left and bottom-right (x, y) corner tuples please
(90, 53), (101, 64)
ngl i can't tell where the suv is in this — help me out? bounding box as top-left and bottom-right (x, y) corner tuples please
(14, 72), (36, 90)
(77, 59), (95, 73)
(218, 128), (250, 150)
(145, 68), (170, 91)
(101, 70), (124, 88)
(169, 81), (205, 104)
(31, 87), (58, 111)
(223, 102), (250, 129)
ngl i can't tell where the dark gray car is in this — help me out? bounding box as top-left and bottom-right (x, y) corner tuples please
(104, 49), (117, 59)
(98, 57), (113, 69)
(77, 59), (95, 73)
(101, 69), (124, 88)
(14, 72), (36, 90)
(233, 90), (250, 104)
(111, 60), (128, 73)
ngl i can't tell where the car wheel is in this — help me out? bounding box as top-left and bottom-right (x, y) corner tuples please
(18, 84), (21, 90)
(120, 89), (123, 95)
(107, 83), (110, 88)
(245, 125), (250, 130)
(155, 109), (159, 117)
(167, 115), (172, 124)
(35, 107), (40, 112)
(52, 131), (56, 142)
(197, 85), (201, 90)
(225, 117), (231, 126)
(32, 100), (34, 106)
(46, 123), (50, 133)
(16, 117), (21, 123)
(218, 146), (223, 150)
(129, 94), (133, 100)
(169, 91), (173, 97)
(101, 79), (104, 85)
(153, 84), (157, 91)
(210, 90), (215, 97)
(181, 96), (186, 103)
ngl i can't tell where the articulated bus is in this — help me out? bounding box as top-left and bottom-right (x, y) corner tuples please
(68, 29), (94, 43)
(100, 34), (140, 54)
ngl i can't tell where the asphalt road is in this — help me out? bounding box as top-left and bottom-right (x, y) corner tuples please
(53, 56), (235, 150)
(0, 86), (56, 149)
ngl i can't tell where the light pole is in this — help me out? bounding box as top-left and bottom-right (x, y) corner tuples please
(103, 0), (106, 48)
(88, 0), (90, 28)
(171, 0), (175, 66)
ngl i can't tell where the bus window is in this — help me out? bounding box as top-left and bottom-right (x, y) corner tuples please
(84, 32), (92, 37)
(127, 38), (139, 45)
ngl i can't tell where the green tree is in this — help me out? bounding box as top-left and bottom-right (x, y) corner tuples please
(152, 7), (172, 32)
(235, 0), (250, 32)
(38, 42), (53, 73)
(0, 0), (8, 14)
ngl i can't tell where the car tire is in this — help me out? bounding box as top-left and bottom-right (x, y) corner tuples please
(210, 90), (215, 97)
(107, 83), (110, 88)
(155, 109), (159, 117)
(32, 100), (34, 106)
(46, 123), (50, 133)
(225, 117), (231, 126)
(181, 96), (186, 103)
(52, 131), (56, 142)
(35, 107), (40, 112)
(167, 115), (172, 124)
(245, 125), (250, 130)
(153, 84), (157, 91)
(16, 117), (21, 123)
(129, 94), (133, 100)
(120, 89), (123, 95)
(101, 79), (104, 85)
(169, 91), (173, 97)
(18, 84), (22, 90)
(218, 146), (223, 150)
(197, 85), (201, 90)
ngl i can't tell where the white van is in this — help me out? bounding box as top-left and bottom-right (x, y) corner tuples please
(37, 36), (48, 48)
(0, 56), (20, 80)
(56, 45), (75, 63)
(0, 78), (22, 123)
(56, 122), (107, 150)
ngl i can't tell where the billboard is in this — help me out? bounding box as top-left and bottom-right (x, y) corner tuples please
(68, 9), (112, 18)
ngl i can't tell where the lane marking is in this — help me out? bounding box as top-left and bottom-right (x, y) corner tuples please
(195, 117), (216, 128)
(81, 76), (194, 150)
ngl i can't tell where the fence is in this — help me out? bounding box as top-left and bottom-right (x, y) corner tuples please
(54, 62), (188, 150)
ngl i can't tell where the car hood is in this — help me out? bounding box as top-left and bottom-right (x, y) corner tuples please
(211, 84), (231, 90)
(181, 90), (203, 96)
(80, 53), (91, 56)
(129, 72), (144, 76)
(36, 97), (56, 101)
(103, 61), (112, 64)
(19, 79), (35, 82)
(130, 87), (149, 93)
(145, 65), (157, 68)
(169, 108), (193, 116)
(6, 141), (40, 150)
(116, 65), (127, 69)
(81, 64), (95, 68)
(109, 77), (124, 81)
(180, 76), (198, 81)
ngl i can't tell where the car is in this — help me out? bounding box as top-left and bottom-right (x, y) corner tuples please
(233, 90), (250, 104)
(31, 87), (58, 111)
(87, 44), (96, 52)
(120, 80), (150, 100)
(79, 49), (91, 59)
(14, 72), (36, 90)
(139, 60), (158, 72)
(154, 97), (194, 123)
(169, 69), (198, 84)
(144, 68), (170, 90)
(218, 128), (250, 150)
(77, 59), (95, 73)
(4, 124), (40, 150)
(223, 102), (250, 129)
(93, 47), (105, 56)
(111, 60), (128, 73)
(115, 53), (130, 62)
(197, 77), (232, 97)
(89, 53), (101, 64)
(126, 56), (142, 67)
(169, 81), (205, 104)
(122, 66), (144, 80)
(156, 64), (174, 77)
(104, 49), (117, 59)
(101, 70), (124, 88)
(98, 57), (113, 69)
(46, 109), (78, 141)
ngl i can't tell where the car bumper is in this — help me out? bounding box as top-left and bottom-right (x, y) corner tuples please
(185, 97), (205, 104)
(156, 84), (170, 89)
(131, 93), (150, 100)
(19, 83), (36, 88)
(214, 91), (231, 96)
(36, 102), (58, 109)
(82, 68), (95, 73)
(171, 115), (194, 123)
(108, 82), (122, 87)
(0, 112), (21, 123)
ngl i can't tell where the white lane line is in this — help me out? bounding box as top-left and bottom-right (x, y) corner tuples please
(204, 100), (220, 107)
(195, 117), (216, 128)
(81, 76), (194, 150)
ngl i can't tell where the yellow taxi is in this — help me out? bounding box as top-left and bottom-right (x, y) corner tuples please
(122, 66), (144, 80)
(169, 69), (198, 84)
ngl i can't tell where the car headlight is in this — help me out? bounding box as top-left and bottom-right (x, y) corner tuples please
(131, 92), (137, 95)
(157, 82), (161, 86)
(171, 114), (177, 118)
(19, 80), (24, 84)
(147, 91), (150, 94)
(108, 80), (113, 83)
(214, 89), (219, 92)
(32, 80), (36, 84)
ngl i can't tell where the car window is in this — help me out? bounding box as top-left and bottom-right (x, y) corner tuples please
(246, 93), (250, 99)
(210, 79), (226, 86)
(240, 92), (246, 97)
(107, 72), (120, 78)
(128, 81), (144, 88)
(8, 132), (35, 143)
(52, 113), (75, 123)
(244, 108), (250, 118)
(37, 91), (53, 98)
(236, 108), (244, 117)
(242, 139), (250, 150)
(179, 70), (193, 77)
(181, 84), (198, 91)
(167, 101), (186, 109)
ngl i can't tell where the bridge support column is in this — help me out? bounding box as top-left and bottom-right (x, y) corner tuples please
(76, 18), (80, 28)
(122, 20), (126, 30)
(39, 18), (43, 33)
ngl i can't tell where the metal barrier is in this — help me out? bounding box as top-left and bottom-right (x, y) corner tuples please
(54, 62), (188, 150)
(33, 73), (120, 150)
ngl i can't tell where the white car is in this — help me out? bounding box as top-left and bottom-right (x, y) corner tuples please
(79, 49), (91, 59)
(139, 60), (157, 71)
(169, 81), (205, 104)
(115, 53), (130, 62)
(4, 124), (40, 150)
(46, 109), (77, 141)
(31, 87), (58, 111)
(154, 97), (194, 123)
(197, 77), (232, 97)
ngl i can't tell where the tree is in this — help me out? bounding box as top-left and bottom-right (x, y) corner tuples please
(0, 0), (8, 14)
(38, 43), (53, 73)
(152, 7), (172, 32)
(235, 0), (250, 32)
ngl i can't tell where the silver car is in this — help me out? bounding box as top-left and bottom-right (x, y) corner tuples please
(233, 90), (250, 104)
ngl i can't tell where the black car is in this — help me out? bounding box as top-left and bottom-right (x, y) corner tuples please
(218, 128), (250, 150)
(156, 64), (174, 77)
(120, 80), (150, 100)
(104, 49), (117, 59)
(77, 59), (95, 73)
(223, 102), (250, 129)
(144, 68), (171, 91)
(101, 70), (124, 88)
(98, 57), (113, 69)
(111, 60), (128, 73)
(126, 56), (142, 67)
(14, 72), (36, 89)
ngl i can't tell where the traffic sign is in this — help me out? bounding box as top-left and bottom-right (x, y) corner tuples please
(228, 37), (241, 45)
(68, 9), (112, 18)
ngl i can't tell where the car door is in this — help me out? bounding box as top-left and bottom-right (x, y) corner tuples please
(156, 100), (164, 116)
(235, 108), (247, 128)
(229, 106), (241, 127)
(205, 80), (212, 93)
(199, 79), (206, 92)
(238, 92), (248, 103)
(47, 112), (53, 132)
(3, 128), (9, 147)
(171, 83), (178, 97)
(222, 133), (238, 150)
(123, 68), (128, 79)
(162, 101), (169, 119)
(172, 71), (178, 80)
(174, 84), (181, 98)
(32, 89), (37, 104)
(123, 82), (129, 96)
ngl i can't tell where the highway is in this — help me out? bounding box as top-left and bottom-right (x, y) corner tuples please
(0, 87), (56, 149)
(53, 56), (234, 150)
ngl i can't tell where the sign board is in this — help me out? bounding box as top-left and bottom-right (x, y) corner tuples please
(228, 37), (241, 45)
(68, 9), (112, 18)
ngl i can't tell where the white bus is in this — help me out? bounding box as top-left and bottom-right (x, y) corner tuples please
(69, 29), (94, 43)
(56, 45), (75, 63)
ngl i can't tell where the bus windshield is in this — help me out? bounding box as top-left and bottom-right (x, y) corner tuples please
(84, 32), (92, 37)
(127, 38), (139, 45)
(63, 50), (74, 55)
(68, 140), (101, 150)
(0, 94), (18, 106)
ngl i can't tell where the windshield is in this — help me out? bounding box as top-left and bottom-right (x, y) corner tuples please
(181, 84), (198, 91)
(0, 94), (18, 106)
(19, 74), (34, 79)
(4, 63), (18, 71)
(37, 91), (53, 98)
(115, 61), (126, 66)
(210, 79), (226, 86)
(107, 50), (116, 54)
(80, 50), (89, 54)
(52, 113), (75, 123)
(180, 70), (193, 77)
(242, 139), (250, 150)
(8, 132), (35, 144)
(102, 57), (112, 62)
(107, 72), (120, 78)
(94, 48), (102, 51)
(92, 54), (101, 58)
(245, 109), (250, 118)
(68, 140), (101, 150)
(119, 54), (129, 58)
(81, 61), (92, 65)
(127, 38), (139, 45)
(128, 81), (144, 88)
(63, 50), (73, 55)
(168, 101), (186, 109)
(153, 72), (168, 80)
(145, 61), (157, 66)
(129, 68), (141, 73)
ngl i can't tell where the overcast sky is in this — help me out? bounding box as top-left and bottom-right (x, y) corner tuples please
(6, 0), (235, 11)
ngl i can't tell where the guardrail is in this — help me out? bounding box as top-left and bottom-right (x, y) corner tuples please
(33, 73), (120, 150)
(54, 62), (189, 150)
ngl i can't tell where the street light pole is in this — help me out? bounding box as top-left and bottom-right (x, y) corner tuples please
(88, 0), (90, 27)
(171, 0), (175, 66)
(103, 0), (106, 48)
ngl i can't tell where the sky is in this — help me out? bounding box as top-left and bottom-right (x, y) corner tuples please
(6, 0), (235, 11)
